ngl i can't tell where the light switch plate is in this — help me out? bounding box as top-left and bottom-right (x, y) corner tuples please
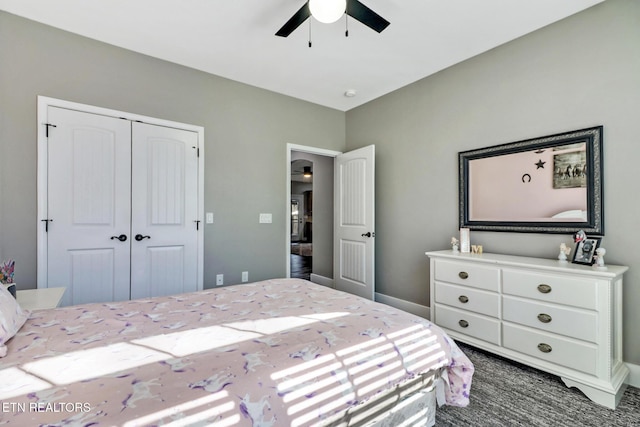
(206, 212), (214, 224)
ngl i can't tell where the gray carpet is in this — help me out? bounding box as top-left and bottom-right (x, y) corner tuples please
(436, 343), (640, 426)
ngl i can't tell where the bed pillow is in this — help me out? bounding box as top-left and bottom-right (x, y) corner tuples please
(0, 284), (29, 357)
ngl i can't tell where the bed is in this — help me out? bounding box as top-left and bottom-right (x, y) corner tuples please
(0, 278), (473, 426)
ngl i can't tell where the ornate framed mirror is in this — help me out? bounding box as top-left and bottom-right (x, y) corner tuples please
(459, 126), (603, 235)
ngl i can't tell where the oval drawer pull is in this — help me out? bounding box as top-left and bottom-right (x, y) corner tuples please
(537, 313), (552, 323)
(458, 271), (469, 279)
(458, 295), (469, 303)
(537, 284), (552, 294)
(458, 319), (469, 328)
(538, 343), (552, 353)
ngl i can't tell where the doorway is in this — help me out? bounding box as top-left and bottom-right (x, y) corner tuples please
(287, 147), (338, 284)
(286, 144), (376, 299)
(290, 160), (313, 279)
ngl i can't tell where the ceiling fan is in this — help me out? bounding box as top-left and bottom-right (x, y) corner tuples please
(292, 165), (313, 179)
(276, 0), (390, 38)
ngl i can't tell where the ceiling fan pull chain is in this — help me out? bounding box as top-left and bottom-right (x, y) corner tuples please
(345, 14), (349, 37)
(308, 19), (312, 48)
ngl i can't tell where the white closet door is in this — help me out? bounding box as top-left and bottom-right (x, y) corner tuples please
(47, 107), (132, 306)
(130, 122), (199, 299)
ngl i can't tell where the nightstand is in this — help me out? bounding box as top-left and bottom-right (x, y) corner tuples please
(16, 287), (66, 310)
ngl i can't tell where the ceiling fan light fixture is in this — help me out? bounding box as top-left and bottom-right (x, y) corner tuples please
(303, 166), (313, 178)
(309, 0), (346, 24)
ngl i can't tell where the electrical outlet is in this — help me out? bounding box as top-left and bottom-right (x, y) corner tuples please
(259, 213), (272, 224)
(216, 274), (224, 286)
(241, 271), (249, 282)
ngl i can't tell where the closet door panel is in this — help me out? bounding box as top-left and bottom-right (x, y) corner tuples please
(130, 122), (199, 299)
(46, 107), (132, 306)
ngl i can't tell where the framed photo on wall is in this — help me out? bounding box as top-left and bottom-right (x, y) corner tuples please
(572, 237), (601, 265)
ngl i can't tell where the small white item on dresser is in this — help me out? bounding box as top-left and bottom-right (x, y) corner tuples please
(426, 250), (629, 409)
(594, 247), (607, 269)
(558, 242), (571, 262)
(451, 237), (459, 252)
(460, 228), (470, 253)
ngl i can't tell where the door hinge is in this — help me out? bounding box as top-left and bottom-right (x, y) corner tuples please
(41, 218), (53, 232)
(45, 123), (57, 137)
(197, 148), (200, 158)
(194, 220), (201, 230)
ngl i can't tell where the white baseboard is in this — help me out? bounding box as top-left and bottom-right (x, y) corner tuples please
(309, 274), (334, 288)
(374, 292), (430, 319)
(627, 362), (640, 388)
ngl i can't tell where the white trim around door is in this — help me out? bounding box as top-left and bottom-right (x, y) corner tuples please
(286, 144), (341, 279)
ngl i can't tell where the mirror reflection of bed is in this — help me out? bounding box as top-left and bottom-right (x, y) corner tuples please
(551, 209), (587, 221)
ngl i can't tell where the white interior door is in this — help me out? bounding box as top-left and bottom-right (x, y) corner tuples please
(130, 122), (199, 299)
(334, 145), (375, 299)
(46, 107), (132, 306)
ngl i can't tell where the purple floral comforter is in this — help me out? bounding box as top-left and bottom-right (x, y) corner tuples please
(0, 279), (473, 426)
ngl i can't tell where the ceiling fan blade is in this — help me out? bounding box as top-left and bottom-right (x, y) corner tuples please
(276, 2), (311, 37)
(346, 0), (390, 33)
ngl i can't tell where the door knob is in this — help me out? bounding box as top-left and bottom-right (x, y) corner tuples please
(361, 232), (375, 238)
(135, 234), (151, 241)
(110, 234), (127, 242)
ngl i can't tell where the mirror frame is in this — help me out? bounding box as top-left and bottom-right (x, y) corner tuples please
(459, 126), (603, 235)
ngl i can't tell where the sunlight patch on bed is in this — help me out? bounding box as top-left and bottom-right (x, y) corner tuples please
(22, 342), (170, 385)
(133, 324), (262, 357)
(276, 356), (342, 391)
(123, 391), (239, 427)
(226, 312), (348, 335)
(134, 312), (349, 357)
(268, 323), (447, 426)
(271, 353), (337, 380)
(0, 367), (52, 399)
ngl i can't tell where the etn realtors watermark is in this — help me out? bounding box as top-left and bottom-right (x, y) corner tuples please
(2, 401), (91, 413)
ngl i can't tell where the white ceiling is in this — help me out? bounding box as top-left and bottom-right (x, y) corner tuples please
(0, 0), (604, 111)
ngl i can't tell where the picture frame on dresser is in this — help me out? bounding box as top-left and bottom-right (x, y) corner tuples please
(572, 237), (601, 265)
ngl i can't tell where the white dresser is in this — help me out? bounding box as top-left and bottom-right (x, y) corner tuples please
(426, 250), (629, 409)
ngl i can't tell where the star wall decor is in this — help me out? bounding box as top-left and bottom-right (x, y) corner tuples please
(536, 159), (546, 169)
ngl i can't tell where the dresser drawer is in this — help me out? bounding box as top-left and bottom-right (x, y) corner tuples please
(503, 296), (597, 342)
(434, 260), (500, 292)
(503, 269), (596, 309)
(435, 304), (501, 345)
(503, 323), (596, 375)
(435, 282), (499, 318)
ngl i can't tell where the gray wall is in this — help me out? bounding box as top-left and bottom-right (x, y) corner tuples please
(346, 0), (640, 363)
(2, 1), (639, 366)
(0, 11), (346, 289)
